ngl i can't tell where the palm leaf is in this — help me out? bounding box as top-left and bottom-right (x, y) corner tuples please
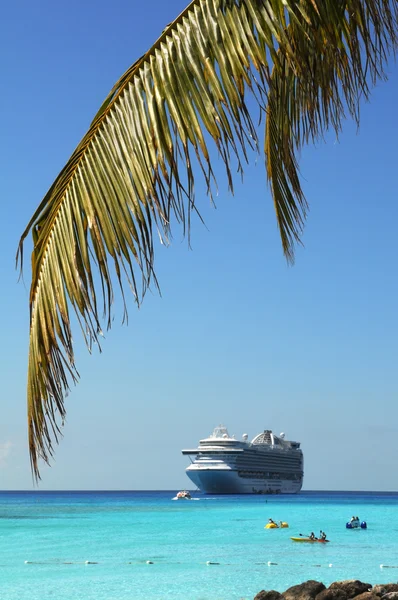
(18, 0), (397, 479)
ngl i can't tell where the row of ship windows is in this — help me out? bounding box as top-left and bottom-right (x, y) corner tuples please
(197, 455), (302, 465)
(237, 460), (303, 467)
(238, 471), (302, 480)
(197, 460), (303, 470)
(240, 455), (302, 462)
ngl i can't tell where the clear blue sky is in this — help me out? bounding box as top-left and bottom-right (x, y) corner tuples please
(1, 0), (397, 491)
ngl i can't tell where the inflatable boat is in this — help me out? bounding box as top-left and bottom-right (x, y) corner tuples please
(346, 518), (367, 529)
(265, 521), (289, 529)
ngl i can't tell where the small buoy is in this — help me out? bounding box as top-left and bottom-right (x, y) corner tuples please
(146, 560), (154, 564)
(267, 561), (278, 566)
(380, 564), (384, 569)
(329, 564), (333, 568)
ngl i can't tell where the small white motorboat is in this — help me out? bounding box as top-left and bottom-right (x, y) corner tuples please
(175, 490), (192, 500)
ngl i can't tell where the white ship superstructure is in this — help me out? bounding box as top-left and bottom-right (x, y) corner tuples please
(182, 426), (303, 494)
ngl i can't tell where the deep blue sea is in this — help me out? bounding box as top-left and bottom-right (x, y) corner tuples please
(1, 491), (398, 600)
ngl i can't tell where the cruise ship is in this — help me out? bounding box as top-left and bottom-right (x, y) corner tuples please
(182, 425), (303, 494)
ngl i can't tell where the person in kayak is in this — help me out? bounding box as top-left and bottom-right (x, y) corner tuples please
(309, 532), (316, 540)
(319, 530), (327, 540)
(268, 519), (277, 526)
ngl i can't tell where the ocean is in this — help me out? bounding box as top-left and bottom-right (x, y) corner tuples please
(1, 491), (397, 600)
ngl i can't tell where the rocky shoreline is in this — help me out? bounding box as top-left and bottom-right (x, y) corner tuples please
(254, 580), (398, 600)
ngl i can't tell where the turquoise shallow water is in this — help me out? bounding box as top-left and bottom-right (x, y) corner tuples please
(1, 491), (398, 600)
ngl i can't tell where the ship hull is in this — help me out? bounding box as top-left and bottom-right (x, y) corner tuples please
(186, 467), (302, 494)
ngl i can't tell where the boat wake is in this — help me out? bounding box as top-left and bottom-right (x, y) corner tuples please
(172, 496), (200, 501)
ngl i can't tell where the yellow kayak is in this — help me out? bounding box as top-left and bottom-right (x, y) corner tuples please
(291, 537), (329, 543)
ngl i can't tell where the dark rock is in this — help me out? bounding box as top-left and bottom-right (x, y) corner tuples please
(373, 587), (398, 598)
(283, 580), (326, 600)
(329, 581), (372, 599)
(316, 588), (348, 600)
(354, 593), (380, 600)
(255, 582), (398, 600)
(254, 592), (283, 600)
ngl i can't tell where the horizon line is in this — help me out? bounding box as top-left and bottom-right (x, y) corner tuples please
(1, 489), (398, 493)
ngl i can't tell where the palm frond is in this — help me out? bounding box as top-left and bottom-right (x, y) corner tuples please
(18, 0), (397, 479)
